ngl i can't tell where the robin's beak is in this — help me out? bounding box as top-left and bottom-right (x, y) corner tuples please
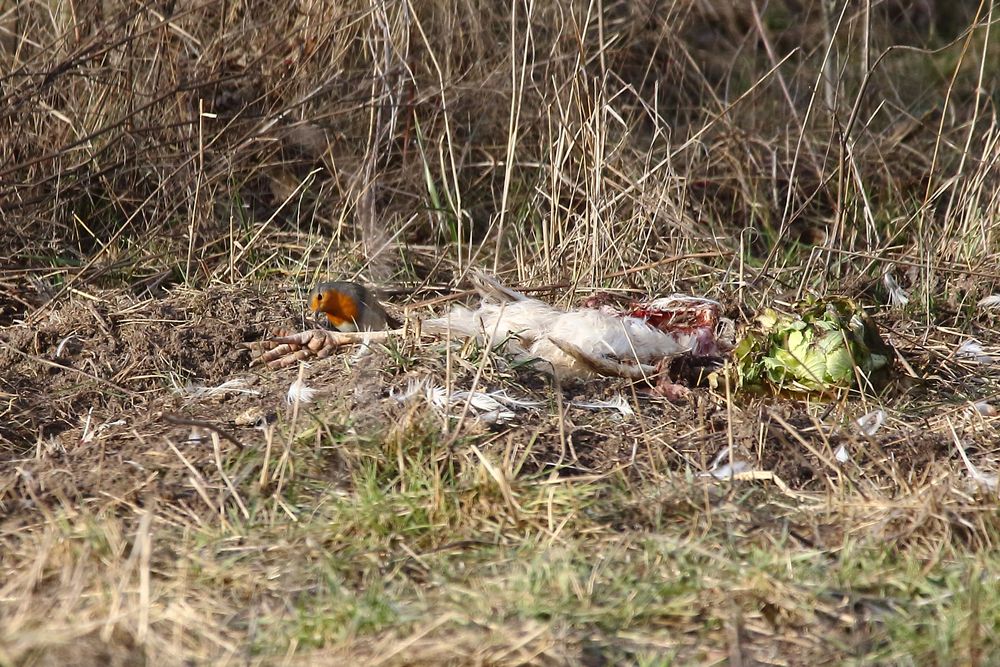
(309, 292), (325, 325)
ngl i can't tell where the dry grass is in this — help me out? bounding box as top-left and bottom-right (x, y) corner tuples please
(3, 0), (1000, 664)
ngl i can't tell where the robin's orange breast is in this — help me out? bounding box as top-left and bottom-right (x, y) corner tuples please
(311, 288), (362, 330)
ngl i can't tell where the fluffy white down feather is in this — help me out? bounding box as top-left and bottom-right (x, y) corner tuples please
(424, 283), (695, 380)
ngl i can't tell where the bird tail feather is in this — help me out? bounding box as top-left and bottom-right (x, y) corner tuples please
(470, 270), (530, 302)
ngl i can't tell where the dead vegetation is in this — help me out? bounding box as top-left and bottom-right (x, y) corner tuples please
(3, 0), (1000, 664)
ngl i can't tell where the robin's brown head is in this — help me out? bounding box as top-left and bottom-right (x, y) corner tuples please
(309, 282), (367, 331)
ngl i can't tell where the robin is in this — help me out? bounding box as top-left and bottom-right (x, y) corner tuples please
(309, 281), (400, 332)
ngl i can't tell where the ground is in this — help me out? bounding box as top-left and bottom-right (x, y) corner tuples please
(4, 283), (1000, 665)
(3, 1), (1000, 665)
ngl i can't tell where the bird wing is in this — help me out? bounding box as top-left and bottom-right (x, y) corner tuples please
(531, 310), (692, 379)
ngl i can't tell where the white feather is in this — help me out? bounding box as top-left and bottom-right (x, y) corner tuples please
(978, 295), (1000, 309)
(702, 447), (753, 480)
(184, 378), (260, 398)
(286, 379), (318, 405)
(855, 409), (886, 436)
(957, 339), (995, 364)
(392, 378), (536, 425)
(571, 394), (635, 417)
(954, 434), (999, 491)
(882, 272), (909, 308)
(702, 460), (752, 480)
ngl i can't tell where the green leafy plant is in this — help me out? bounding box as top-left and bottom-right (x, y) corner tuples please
(734, 298), (893, 393)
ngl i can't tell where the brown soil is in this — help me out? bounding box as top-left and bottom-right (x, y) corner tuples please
(1, 286), (299, 522)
